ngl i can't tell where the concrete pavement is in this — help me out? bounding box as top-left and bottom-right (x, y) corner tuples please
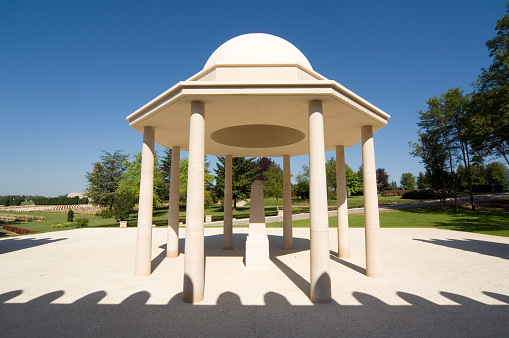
(1, 227), (508, 336)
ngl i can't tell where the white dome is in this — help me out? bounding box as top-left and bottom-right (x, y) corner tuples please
(204, 33), (313, 70)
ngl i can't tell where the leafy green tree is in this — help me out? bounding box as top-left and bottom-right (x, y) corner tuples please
(324, 158), (362, 198)
(293, 165), (309, 199)
(486, 162), (508, 187)
(345, 165), (362, 195)
(116, 152), (166, 207)
(263, 163), (283, 210)
(179, 156), (215, 206)
(214, 157), (258, 209)
(86, 151), (128, 210)
(400, 173), (416, 190)
(412, 88), (480, 211)
(325, 158), (337, 200)
(472, 3), (509, 166)
(411, 131), (450, 212)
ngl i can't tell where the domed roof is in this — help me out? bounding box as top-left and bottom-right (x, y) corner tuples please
(204, 33), (313, 70)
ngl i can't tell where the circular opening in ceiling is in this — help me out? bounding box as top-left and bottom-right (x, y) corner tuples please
(211, 125), (305, 148)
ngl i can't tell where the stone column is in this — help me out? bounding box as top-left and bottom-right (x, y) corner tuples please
(223, 155), (233, 250)
(336, 145), (350, 258)
(183, 101), (205, 303)
(361, 125), (382, 277)
(166, 146), (180, 258)
(134, 126), (155, 276)
(245, 180), (269, 268)
(308, 100), (331, 303)
(283, 155), (292, 249)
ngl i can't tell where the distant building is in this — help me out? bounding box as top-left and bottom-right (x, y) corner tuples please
(67, 192), (87, 199)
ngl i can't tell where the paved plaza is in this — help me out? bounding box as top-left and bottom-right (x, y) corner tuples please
(1, 227), (508, 336)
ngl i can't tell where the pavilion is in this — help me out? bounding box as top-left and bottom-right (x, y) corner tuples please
(126, 33), (390, 303)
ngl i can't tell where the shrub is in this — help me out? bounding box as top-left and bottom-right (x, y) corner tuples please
(494, 185), (504, 192)
(113, 191), (136, 221)
(401, 190), (437, 199)
(2, 225), (38, 234)
(51, 222), (75, 228)
(75, 218), (89, 228)
(472, 184), (492, 193)
(67, 210), (74, 222)
(99, 209), (113, 218)
(381, 190), (408, 197)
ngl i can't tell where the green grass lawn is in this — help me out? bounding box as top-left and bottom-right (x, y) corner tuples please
(267, 206), (509, 237)
(3, 196), (508, 237)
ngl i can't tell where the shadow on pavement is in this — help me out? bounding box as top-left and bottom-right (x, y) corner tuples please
(1, 289), (508, 336)
(0, 237), (67, 255)
(414, 238), (509, 260)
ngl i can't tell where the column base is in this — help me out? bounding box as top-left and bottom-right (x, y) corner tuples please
(245, 234), (269, 268)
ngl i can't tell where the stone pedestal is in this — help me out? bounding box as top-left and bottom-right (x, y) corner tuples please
(245, 180), (269, 268)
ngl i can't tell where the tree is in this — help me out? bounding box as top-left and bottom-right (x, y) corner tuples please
(214, 157), (258, 209)
(472, 3), (509, 166)
(416, 172), (429, 189)
(294, 165), (309, 199)
(159, 148), (172, 201)
(256, 157), (275, 180)
(67, 210), (74, 222)
(345, 164), (362, 195)
(263, 163), (283, 210)
(376, 168), (389, 193)
(324, 158), (362, 198)
(486, 162), (508, 187)
(357, 166), (363, 184)
(179, 157), (215, 206)
(388, 181), (398, 190)
(113, 190), (137, 221)
(116, 152), (166, 207)
(86, 151), (128, 210)
(411, 131), (450, 212)
(325, 158), (337, 200)
(400, 173), (416, 190)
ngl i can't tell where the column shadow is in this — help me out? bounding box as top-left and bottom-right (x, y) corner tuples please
(329, 250), (366, 275)
(414, 238), (509, 260)
(1, 289), (508, 336)
(0, 237), (67, 255)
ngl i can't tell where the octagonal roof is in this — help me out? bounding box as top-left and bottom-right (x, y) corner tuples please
(127, 34), (390, 157)
(204, 33), (313, 71)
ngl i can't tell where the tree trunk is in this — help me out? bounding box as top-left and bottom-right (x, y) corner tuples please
(440, 176), (448, 213)
(447, 147), (458, 212)
(233, 197), (237, 212)
(461, 143), (476, 211)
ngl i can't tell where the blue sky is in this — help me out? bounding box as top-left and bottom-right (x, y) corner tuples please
(1, 0), (507, 196)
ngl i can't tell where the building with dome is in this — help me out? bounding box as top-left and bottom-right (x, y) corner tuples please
(126, 33), (390, 303)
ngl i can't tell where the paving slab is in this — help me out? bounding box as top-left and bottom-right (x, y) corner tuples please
(1, 227), (508, 336)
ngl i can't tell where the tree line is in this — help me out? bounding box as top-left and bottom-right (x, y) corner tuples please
(411, 4), (509, 212)
(0, 195), (89, 207)
(85, 149), (401, 221)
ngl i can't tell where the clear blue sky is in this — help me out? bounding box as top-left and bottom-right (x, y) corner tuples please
(1, 0), (506, 196)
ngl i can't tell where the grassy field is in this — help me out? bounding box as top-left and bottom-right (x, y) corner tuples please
(2, 196), (508, 237)
(268, 204), (509, 237)
(259, 196), (423, 207)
